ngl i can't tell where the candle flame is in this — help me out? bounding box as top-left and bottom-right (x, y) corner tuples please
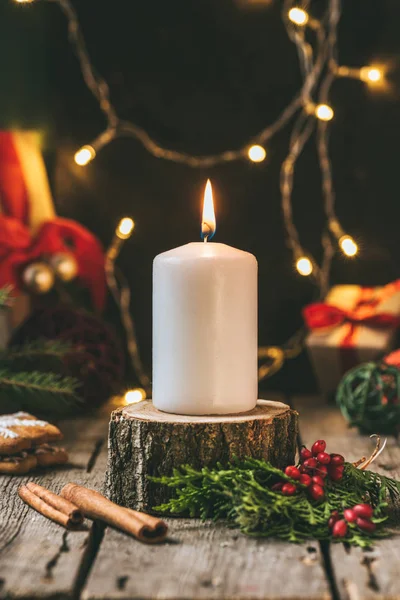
(201, 179), (216, 240)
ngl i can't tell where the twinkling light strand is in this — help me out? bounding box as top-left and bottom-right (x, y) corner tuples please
(105, 221), (151, 394)
(17, 0), (386, 382)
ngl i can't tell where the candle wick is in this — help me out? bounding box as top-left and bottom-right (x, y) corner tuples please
(203, 235), (208, 243)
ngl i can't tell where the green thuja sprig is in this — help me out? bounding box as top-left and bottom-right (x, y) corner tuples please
(153, 458), (398, 548)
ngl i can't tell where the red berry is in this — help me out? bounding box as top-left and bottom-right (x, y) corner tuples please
(328, 465), (344, 481)
(330, 453), (345, 466)
(317, 452), (331, 465)
(328, 510), (339, 529)
(299, 465), (306, 474)
(282, 483), (297, 496)
(343, 508), (357, 523)
(332, 519), (348, 538)
(299, 473), (312, 487)
(316, 464), (328, 478)
(309, 484), (325, 502)
(303, 458), (318, 470)
(300, 447), (313, 462)
(311, 440), (326, 456)
(271, 482), (283, 491)
(353, 504), (374, 519)
(356, 518), (376, 533)
(312, 475), (325, 487)
(285, 466), (301, 480)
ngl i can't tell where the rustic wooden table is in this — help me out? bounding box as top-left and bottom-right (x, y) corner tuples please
(1, 396), (399, 600)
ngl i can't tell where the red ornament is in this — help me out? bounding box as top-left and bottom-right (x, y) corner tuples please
(300, 447), (313, 461)
(299, 474), (312, 487)
(356, 518), (376, 533)
(309, 484), (325, 502)
(328, 465), (344, 481)
(285, 466), (301, 480)
(311, 440), (326, 455)
(343, 508), (357, 523)
(328, 511), (339, 529)
(330, 454), (345, 466)
(353, 504), (374, 519)
(316, 452), (331, 465)
(303, 458), (318, 470)
(312, 475), (325, 487)
(282, 483), (297, 496)
(332, 520), (348, 538)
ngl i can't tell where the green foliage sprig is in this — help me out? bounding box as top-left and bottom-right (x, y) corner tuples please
(153, 458), (400, 548)
(0, 369), (82, 416)
(0, 303), (82, 415)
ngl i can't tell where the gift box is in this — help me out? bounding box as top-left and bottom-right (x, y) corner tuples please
(304, 282), (400, 396)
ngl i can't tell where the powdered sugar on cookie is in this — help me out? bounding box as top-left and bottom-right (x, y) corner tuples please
(0, 413), (48, 439)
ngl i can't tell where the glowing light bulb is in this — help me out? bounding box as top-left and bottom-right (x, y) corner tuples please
(296, 257), (313, 276)
(117, 217), (135, 239)
(14, 0), (35, 3)
(124, 388), (146, 404)
(74, 145), (95, 166)
(339, 235), (358, 257)
(288, 7), (309, 25)
(315, 104), (334, 121)
(248, 145), (267, 163)
(360, 67), (382, 83)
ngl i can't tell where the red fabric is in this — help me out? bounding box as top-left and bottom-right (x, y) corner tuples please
(384, 349), (400, 368)
(0, 216), (106, 311)
(0, 132), (29, 223)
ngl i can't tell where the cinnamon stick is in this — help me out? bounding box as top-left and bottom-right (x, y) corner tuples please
(26, 482), (83, 525)
(18, 484), (83, 529)
(61, 483), (168, 543)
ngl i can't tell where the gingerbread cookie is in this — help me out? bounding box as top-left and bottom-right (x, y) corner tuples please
(34, 444), (68, 468)
(0, 444), (69, 474)
(0, 412), (63, 455)
(0, 452), (38, 475)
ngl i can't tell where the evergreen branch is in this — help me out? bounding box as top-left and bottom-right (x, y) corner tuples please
(0, 340), (73, 371)
(152, 459), (399, 548)
(0, 368), (83, 417)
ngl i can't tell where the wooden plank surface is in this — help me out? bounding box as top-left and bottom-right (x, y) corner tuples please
(83, 521), (331, 600)
(293, 396), (400, 600)
(84, 395), (331, 600)
(0, 406), (112, 599)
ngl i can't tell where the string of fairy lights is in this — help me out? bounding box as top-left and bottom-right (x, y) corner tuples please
(14, 0), (388, 401)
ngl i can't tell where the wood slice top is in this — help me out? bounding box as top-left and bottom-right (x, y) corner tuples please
(120, 399), (291, 424)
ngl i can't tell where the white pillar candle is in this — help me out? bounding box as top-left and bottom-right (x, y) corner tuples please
(152, 182), (258, 415)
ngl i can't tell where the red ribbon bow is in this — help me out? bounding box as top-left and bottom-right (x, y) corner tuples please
(303, 302), (400, 332)
(0, 215), (106, 311)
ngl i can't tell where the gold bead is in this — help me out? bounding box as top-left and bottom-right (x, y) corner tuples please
(22, 262), (55, 294)
(50, 253), (79, 282)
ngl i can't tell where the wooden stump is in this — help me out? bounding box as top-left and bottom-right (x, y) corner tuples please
(105, 399), (298, 512)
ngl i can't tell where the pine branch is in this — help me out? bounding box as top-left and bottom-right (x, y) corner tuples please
(0, 368), (83, 417)
(0, 340), (73, 371)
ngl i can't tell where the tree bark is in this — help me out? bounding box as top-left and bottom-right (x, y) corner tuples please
(105, 400), (298, 512)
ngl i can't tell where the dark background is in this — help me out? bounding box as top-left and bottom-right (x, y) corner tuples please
(0, 0), (398, 392)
